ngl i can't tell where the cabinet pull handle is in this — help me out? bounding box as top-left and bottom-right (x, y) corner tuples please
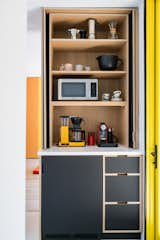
(117, 172), (128, 176)
(116, 155), (128, 158)
(117, 201), (128, 205)
(105, 155), (128, 159)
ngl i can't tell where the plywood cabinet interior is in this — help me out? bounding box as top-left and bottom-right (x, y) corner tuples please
(42, 8), (139, 148)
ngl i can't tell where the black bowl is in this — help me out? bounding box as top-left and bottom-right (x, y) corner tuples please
(96, 55), (122, 70)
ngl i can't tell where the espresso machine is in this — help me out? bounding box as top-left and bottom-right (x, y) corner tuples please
(97, 122), (108, 146)
(97, 122), (118, 147)
(59, 116), (85, 147)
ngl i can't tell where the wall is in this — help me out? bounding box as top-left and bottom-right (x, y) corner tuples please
(0, 0), (26, 239)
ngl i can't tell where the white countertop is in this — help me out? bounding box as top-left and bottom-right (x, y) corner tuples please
(38, 145), (143, 156)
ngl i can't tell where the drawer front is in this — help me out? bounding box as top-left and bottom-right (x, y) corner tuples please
(105, 205), (139, 231)
(105, 176), (139, 202)
(105, 157), (139, 173)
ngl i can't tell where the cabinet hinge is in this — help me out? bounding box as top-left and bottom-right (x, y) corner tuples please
(151, 145), (157, 168)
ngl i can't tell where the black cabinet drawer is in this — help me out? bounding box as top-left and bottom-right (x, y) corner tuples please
(105, 205), (139, 231)
(105, 176), (139, 202)
(105, 157), (139, 173)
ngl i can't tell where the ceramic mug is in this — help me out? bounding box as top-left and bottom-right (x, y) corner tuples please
(113, 90), (121, 99)
(68, 28), (79, 39)
(102, 93), (110, 101)
(84, 65), (91, 71)
(79, 29), (87, 39)
(64, 63), (73, 71)
(75, 64), (83, 71)
(87, 132), (95, 146)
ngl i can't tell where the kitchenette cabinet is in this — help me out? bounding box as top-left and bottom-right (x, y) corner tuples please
(40, 7), (144, 240)
(40, 152), (143, 239)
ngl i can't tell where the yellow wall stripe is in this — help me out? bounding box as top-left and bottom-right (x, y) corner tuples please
(155, 0), (160, 239)
(146, 0), (155, 239)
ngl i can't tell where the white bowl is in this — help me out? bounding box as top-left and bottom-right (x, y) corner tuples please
(75, 64), (83, 71)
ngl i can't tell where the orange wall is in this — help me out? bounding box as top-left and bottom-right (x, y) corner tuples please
(26, 77), (41, 158)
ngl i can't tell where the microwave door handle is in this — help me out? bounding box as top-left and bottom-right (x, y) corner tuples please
(87, 82), (90, 99)
(58, 80), (62, 100)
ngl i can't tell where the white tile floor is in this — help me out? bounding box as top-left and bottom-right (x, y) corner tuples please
(26, 212), (40, 240)
(26, 159), (40, 240)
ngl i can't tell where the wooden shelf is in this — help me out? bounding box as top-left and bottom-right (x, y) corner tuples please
(51, 70), (126, 78)
(51, 101), (126, 107)
(50, 12), (128, 25)
(51, 39), (127, 50)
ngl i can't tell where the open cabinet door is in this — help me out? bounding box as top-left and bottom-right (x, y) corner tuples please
(146, 0), (160, 239)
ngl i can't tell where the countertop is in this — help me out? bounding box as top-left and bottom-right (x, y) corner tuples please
(38, 145), (143, 156)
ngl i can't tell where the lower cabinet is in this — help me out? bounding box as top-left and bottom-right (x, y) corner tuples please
(41, 155), (143, 239)
(42, 156), (103, 239)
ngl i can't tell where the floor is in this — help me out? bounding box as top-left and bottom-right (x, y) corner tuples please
(26, 159), (40, 240)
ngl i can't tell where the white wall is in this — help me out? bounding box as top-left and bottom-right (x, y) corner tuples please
(0, 1), (26, 240)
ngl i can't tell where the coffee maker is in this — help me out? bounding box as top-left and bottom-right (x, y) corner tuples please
(97, 122), (108, 146)
(97, 122), (118, 147)
(59, 116), (85, 147)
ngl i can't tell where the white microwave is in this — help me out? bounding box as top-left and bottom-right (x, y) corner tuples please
(57, 78), (98, 100)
